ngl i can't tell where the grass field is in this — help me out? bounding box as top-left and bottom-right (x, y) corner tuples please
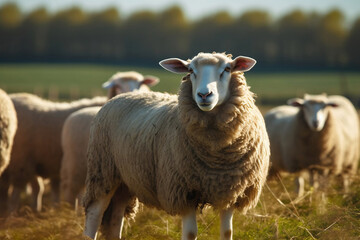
(0, 175), (360, 239)
(0, 64), (359, 105)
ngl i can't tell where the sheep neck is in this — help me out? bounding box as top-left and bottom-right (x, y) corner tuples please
(293, 110), (338, 170)
(178, 72), (257, 169)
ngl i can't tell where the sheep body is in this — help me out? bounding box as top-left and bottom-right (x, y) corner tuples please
(60, 71), (159, 207)
(84, 71), (270, 217)
(0, 93), (107, 212)
(0, 89), (17, 176)
(60, 106), (101, 205)
(265, 95), (359, 190)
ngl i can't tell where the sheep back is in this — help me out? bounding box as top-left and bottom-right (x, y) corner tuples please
(7, 93), (107, 187)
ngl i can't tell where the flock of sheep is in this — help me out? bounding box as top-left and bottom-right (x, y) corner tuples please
(0, 52), (358, 240)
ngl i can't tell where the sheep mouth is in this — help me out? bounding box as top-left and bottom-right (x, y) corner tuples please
(199, 102), (211, 106)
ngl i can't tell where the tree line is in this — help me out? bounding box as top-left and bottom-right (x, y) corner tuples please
(0, 3), (359, 69)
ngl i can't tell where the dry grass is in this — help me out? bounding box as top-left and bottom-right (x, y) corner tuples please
(1, 173), (360, 240)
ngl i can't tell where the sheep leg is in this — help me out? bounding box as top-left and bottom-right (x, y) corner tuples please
(50, 177), (60, 204)
(102, 187), (130, 240)
(9, 184), (24, 213)
(220, 207), (234, 240)
(181, 209), (197, 240)
(342, 174), (350, 195)
(75, 190), (85, 214)
(84, 188), (117, 240)
(295, 176), (305, 197)
(309, 171), (319, 191)
(0, 170), (10, 216)
(61, 174), (84, 209)
(30, 176), (44, 212)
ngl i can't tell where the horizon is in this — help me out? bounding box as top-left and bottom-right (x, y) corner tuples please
(0, 0), (359, 22)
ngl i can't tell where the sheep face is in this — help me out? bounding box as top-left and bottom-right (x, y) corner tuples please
(288, 94), (339, 131)
(102, 71), (159, 97)
(159, 53), (256, 111)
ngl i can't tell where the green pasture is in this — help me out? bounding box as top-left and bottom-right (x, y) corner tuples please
(0, 64), (359, 105)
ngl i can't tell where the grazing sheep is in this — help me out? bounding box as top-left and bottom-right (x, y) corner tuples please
(102, 71), (159, 98)
(60, 72), (159, 209)
(0, 89), (17, 176)
(83, 52), (270, 240)
(0, 94), (108, 214)
(265, 94), (360, 196)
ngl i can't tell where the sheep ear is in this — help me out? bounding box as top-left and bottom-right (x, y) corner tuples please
(287, 98), (304, 107)
(159, 58), (189, 73)
(142, 75), (160, 87)
(231, 56), (256, 72)
(102, 80), (115, 89)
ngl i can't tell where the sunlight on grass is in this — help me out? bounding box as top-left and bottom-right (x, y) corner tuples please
(1, 174), (360, 239)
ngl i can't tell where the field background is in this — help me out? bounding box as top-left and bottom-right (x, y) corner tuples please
(0, 64), (360, 239)
(0, 64), (359, 107)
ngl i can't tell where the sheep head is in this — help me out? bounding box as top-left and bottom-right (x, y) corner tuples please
(288, 93), (339, 131)
(160, 52), (256, 112)
(102, 71), (159, 98)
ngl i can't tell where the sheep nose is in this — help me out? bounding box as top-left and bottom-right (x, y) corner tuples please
(197, 91), (213, 100)
(313, 120), (319, 128)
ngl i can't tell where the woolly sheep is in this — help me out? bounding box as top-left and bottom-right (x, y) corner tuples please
(0, 72), (159, 215)
(83, 52), (270, 240)
(60, 72), (159, 209)
(0, 89), (17, 176)
(265, 94), (360, 196)
(0, 94), (108, 214)
(102, 71), (159, 98)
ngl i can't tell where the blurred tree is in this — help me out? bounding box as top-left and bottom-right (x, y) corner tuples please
(230, 11), (274, 64)
(0, 3), (22, 59)
(316, 9), (347, 66)
(156, 6), (190, 59)
(0, 3), (354, 69)
(92, 7), (119, 23)
(46, 7), (88, 60)
(0, 3), (21, 28)
(190, 11), (234, 55)
(83, 7), (123, 61)
(122, 10), (158, 63)
(123, 6), (189, 64)
(346, 17), (360, 67)
(21, 8), (49, 60)
(55, 7), (87, 25)
(276, 10), (311, 66)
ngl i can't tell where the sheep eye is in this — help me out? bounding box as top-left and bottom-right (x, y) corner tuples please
(189, 68), (196, 77)
(220, 67), (231, 78)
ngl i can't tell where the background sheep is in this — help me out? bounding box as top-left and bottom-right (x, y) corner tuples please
(0, 88), (17, 176)
(0, 71), (159, 215)
(83, 52), (270, 240)
(265, 94), (360, 196)
(0, 94), (108, 215)
(60, 72), (159, 209)
(102, 71), (159, 98)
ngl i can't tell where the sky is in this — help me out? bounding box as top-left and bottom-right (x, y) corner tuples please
(1, 0), (360, 21)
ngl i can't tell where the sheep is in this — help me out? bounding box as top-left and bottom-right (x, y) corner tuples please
(0, 94), (108, 214)
(265, 94), (360, 196)
(60, 72), (159, 209)
(0, 71), (159, 215)
(0, 88), (17, 176)
(83, 52), (270, 240)
(102, 71), (159, 98)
